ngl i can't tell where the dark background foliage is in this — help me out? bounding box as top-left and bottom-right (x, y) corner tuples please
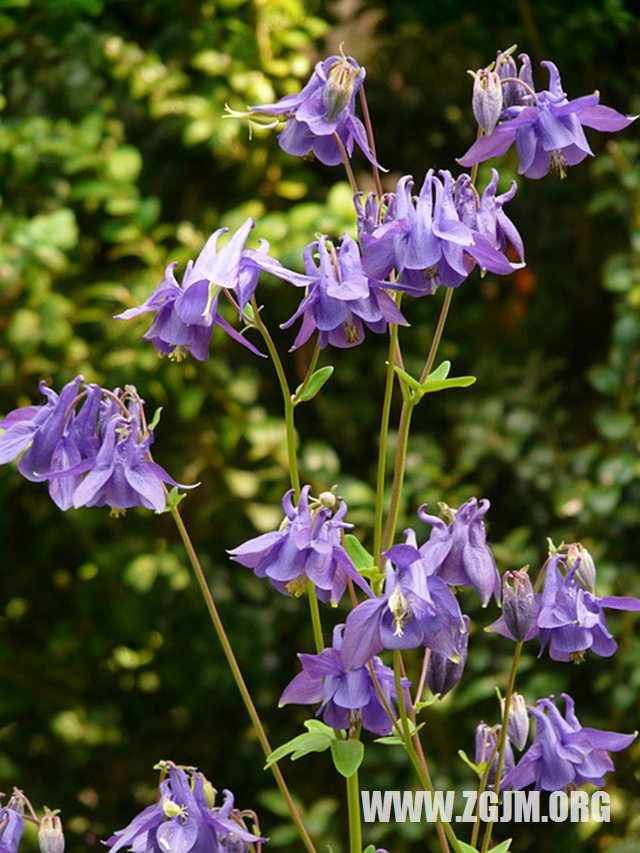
(0, 0), (639, 850)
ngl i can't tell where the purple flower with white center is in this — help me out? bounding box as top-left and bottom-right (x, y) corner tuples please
(228, 486), (370, 604)
(249, 55), (378, 167)
(426, 615), (470, 699)
(502, 694), (637, 791)
(475, 722), (515, 787)
(360, 171), (520, 295)
(0, 792), (25, 853)
(116, 219), (268, 361)
(105, 763), (263, 853)
(459, 55), (636, 179)
(417, 498), (500, 607)
(341, 530), (468, 669)
(279, 625), (407, 736)
(265, 233), (407, 350)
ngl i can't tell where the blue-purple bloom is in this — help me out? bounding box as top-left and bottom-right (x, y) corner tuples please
(426, 615), (470, 699)
(249, 55), (377, 167)
(265, 233), (406, 349)
(0, 380), (194, 514)
(418, 498), (501, 607)
(0, 792), (25, 853)
(280, 625), (406, 736)
(488, 554), (640, 660)
(228, 486), (370, 604)
(475, 722), (515, 786)
(105, 763), (263, 853)
(342, 530), (468, 669)
(360, 171), (522, 294)
(116, 219), (269, 361)
(501, 570), (536, 643)
(460, 53), (636, 179)
(502, 694), (637, 791)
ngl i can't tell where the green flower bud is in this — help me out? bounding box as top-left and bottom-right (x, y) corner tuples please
(323, 59), (359, 122)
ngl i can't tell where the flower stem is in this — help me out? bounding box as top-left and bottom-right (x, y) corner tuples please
(469, 739), (499, 849)
(480, 641), (523, 853)
(359, 85), (383, 198)
(346, 768), (363, 853)
(333, 131), (359, 194)
(170, 506), (317, 853)
(306, 580), (325, 653)
(293, 337), (321, 404)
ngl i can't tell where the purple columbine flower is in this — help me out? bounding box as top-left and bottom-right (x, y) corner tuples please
(116, 219), (268, 361)
(503, 693), (530, 752)
(279, 625), (407, 736)
(417, 498), (501, 607)
(459, 54), (636, 179)
(248, 54), (378, 167)
(105, 763), (263, 853)
(360, 171), (521, 295)
(228, 486), (370, 604)
(475, 723), (515, 787)
(341, 530), (468, 669)
(502, 694), (637, 791)
(263, 233), (407, 350)
(0, 792), (25, 853)
(500, 570), (536, 643)
(426, 615), (470, 699)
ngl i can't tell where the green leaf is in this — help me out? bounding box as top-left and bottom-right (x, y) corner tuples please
(164, 487), (186, 512)
(426, 360), (451, 382)
(393, 365), (423, 394)
(296, 366), (334, 402)
(457, 749), (483, 776)
(344, 534), (374, 571)
(490, 841), (512, 853)
(265, 720), (336, 768)
(421, 375), (477, 393)
(375, 721), (424, 745)
(457, 843), (481, 853)
(303, 719), (336, 737)
(330, 738), (364, 778)
(148, 406), (163, 432)
(363, 847), (377, 853)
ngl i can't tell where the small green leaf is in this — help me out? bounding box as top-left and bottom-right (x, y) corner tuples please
(490, 841), (512, 853)
(363, 847), (377, 853)
(375, 721), (424, 745)
(303, 719), (336, 737)
(426, 360), (451, 382)
(415, 694), (440, 711)
(421, 375), (477, 393)
(457, 842), (481, 853)
(164, 487), (186, 512)
(330, 739), (364, 778)
(265, 728), (334, 768)
(393, 365), (422, 394)
(344, 534), (374, 571)
(243, 304), (256, 323)
(296, 366), (334, 402)
(148, 406), (163, 432)
(457, 749), (483, 776)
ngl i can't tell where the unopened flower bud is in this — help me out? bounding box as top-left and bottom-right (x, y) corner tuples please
(318, 490), (337, 509)
(323, 59), (359, 122)
(501, 692), (529, 751)
(39, 811), (65, 853)
(567, 543), (596, 593)
(502, 570), (535, 642)
(472, 70), (503, 135)
(426, 616), (470, 698)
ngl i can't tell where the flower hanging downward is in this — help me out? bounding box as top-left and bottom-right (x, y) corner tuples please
(502, 694), (637, 791)
(0, 791), (25, 853)
(460, 52), (636, 179)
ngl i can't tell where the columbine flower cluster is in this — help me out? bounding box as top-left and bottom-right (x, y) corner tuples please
(106, 763), (263, 853)
(0, 789), (66, 853)
(0, 377), (194, 514)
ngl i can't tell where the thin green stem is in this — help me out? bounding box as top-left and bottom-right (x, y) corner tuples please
(306, 580), (325, 653)
(170, 506), (317, 853)
(358, 85), (383, 199)
(333, 131), (359, 194)
(373, 318), (400, 570)
(469, 738), (499, 849)
(293, 337), (321, 404)
(381, 401), (415, 550)
(419, 287), (454, 384)
(346, 768), (363, 853)
(480, 642), (523, 853)
(251, 296), (300, 496)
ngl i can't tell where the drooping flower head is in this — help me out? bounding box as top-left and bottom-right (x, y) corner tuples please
(0, 791), (25, 853)
(475, 722), (515, 787)
(116, 219), (270, 361)
(342, 530), (468, 669)
(502, 694), (637, 791)
(105, 763), (263, 853)
(38, 809), (65, 853)
(360, 171), (522, 295)
(247, 54), (379, 168)
(460, 53), (636, 179)
(262, 232), (406, 350)
(426, 615), (470, 699)
(0, 380), (195, 514)
(228, 486), (370, 604)
(280, 624), (408, 736)
(417, 498), (501, 607)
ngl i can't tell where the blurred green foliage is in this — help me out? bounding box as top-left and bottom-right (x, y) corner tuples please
(0, 1), (639, 852)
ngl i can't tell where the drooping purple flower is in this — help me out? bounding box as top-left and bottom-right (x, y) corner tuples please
(0, 792), (25, 853)
(502, 694), (637, 791)
(502, 693), (529, 752)
(360, 171), (521, 295)
(116, 219), (268, 361)
(228, 486), (370, 604)
(475, 722), (515, 787)
(426, 615), (470, 699)
(459, 55), (636, 179)
(105, 763), (263, 853)
(417, 498), (501, 607)
(472, 70), (503, 135)
(280, 625), (407, 736)
(341, 530), (468, 669)
(501, 570), (536, 643)
(249, 55), (378, 167)
(262, 233), (406, 350)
